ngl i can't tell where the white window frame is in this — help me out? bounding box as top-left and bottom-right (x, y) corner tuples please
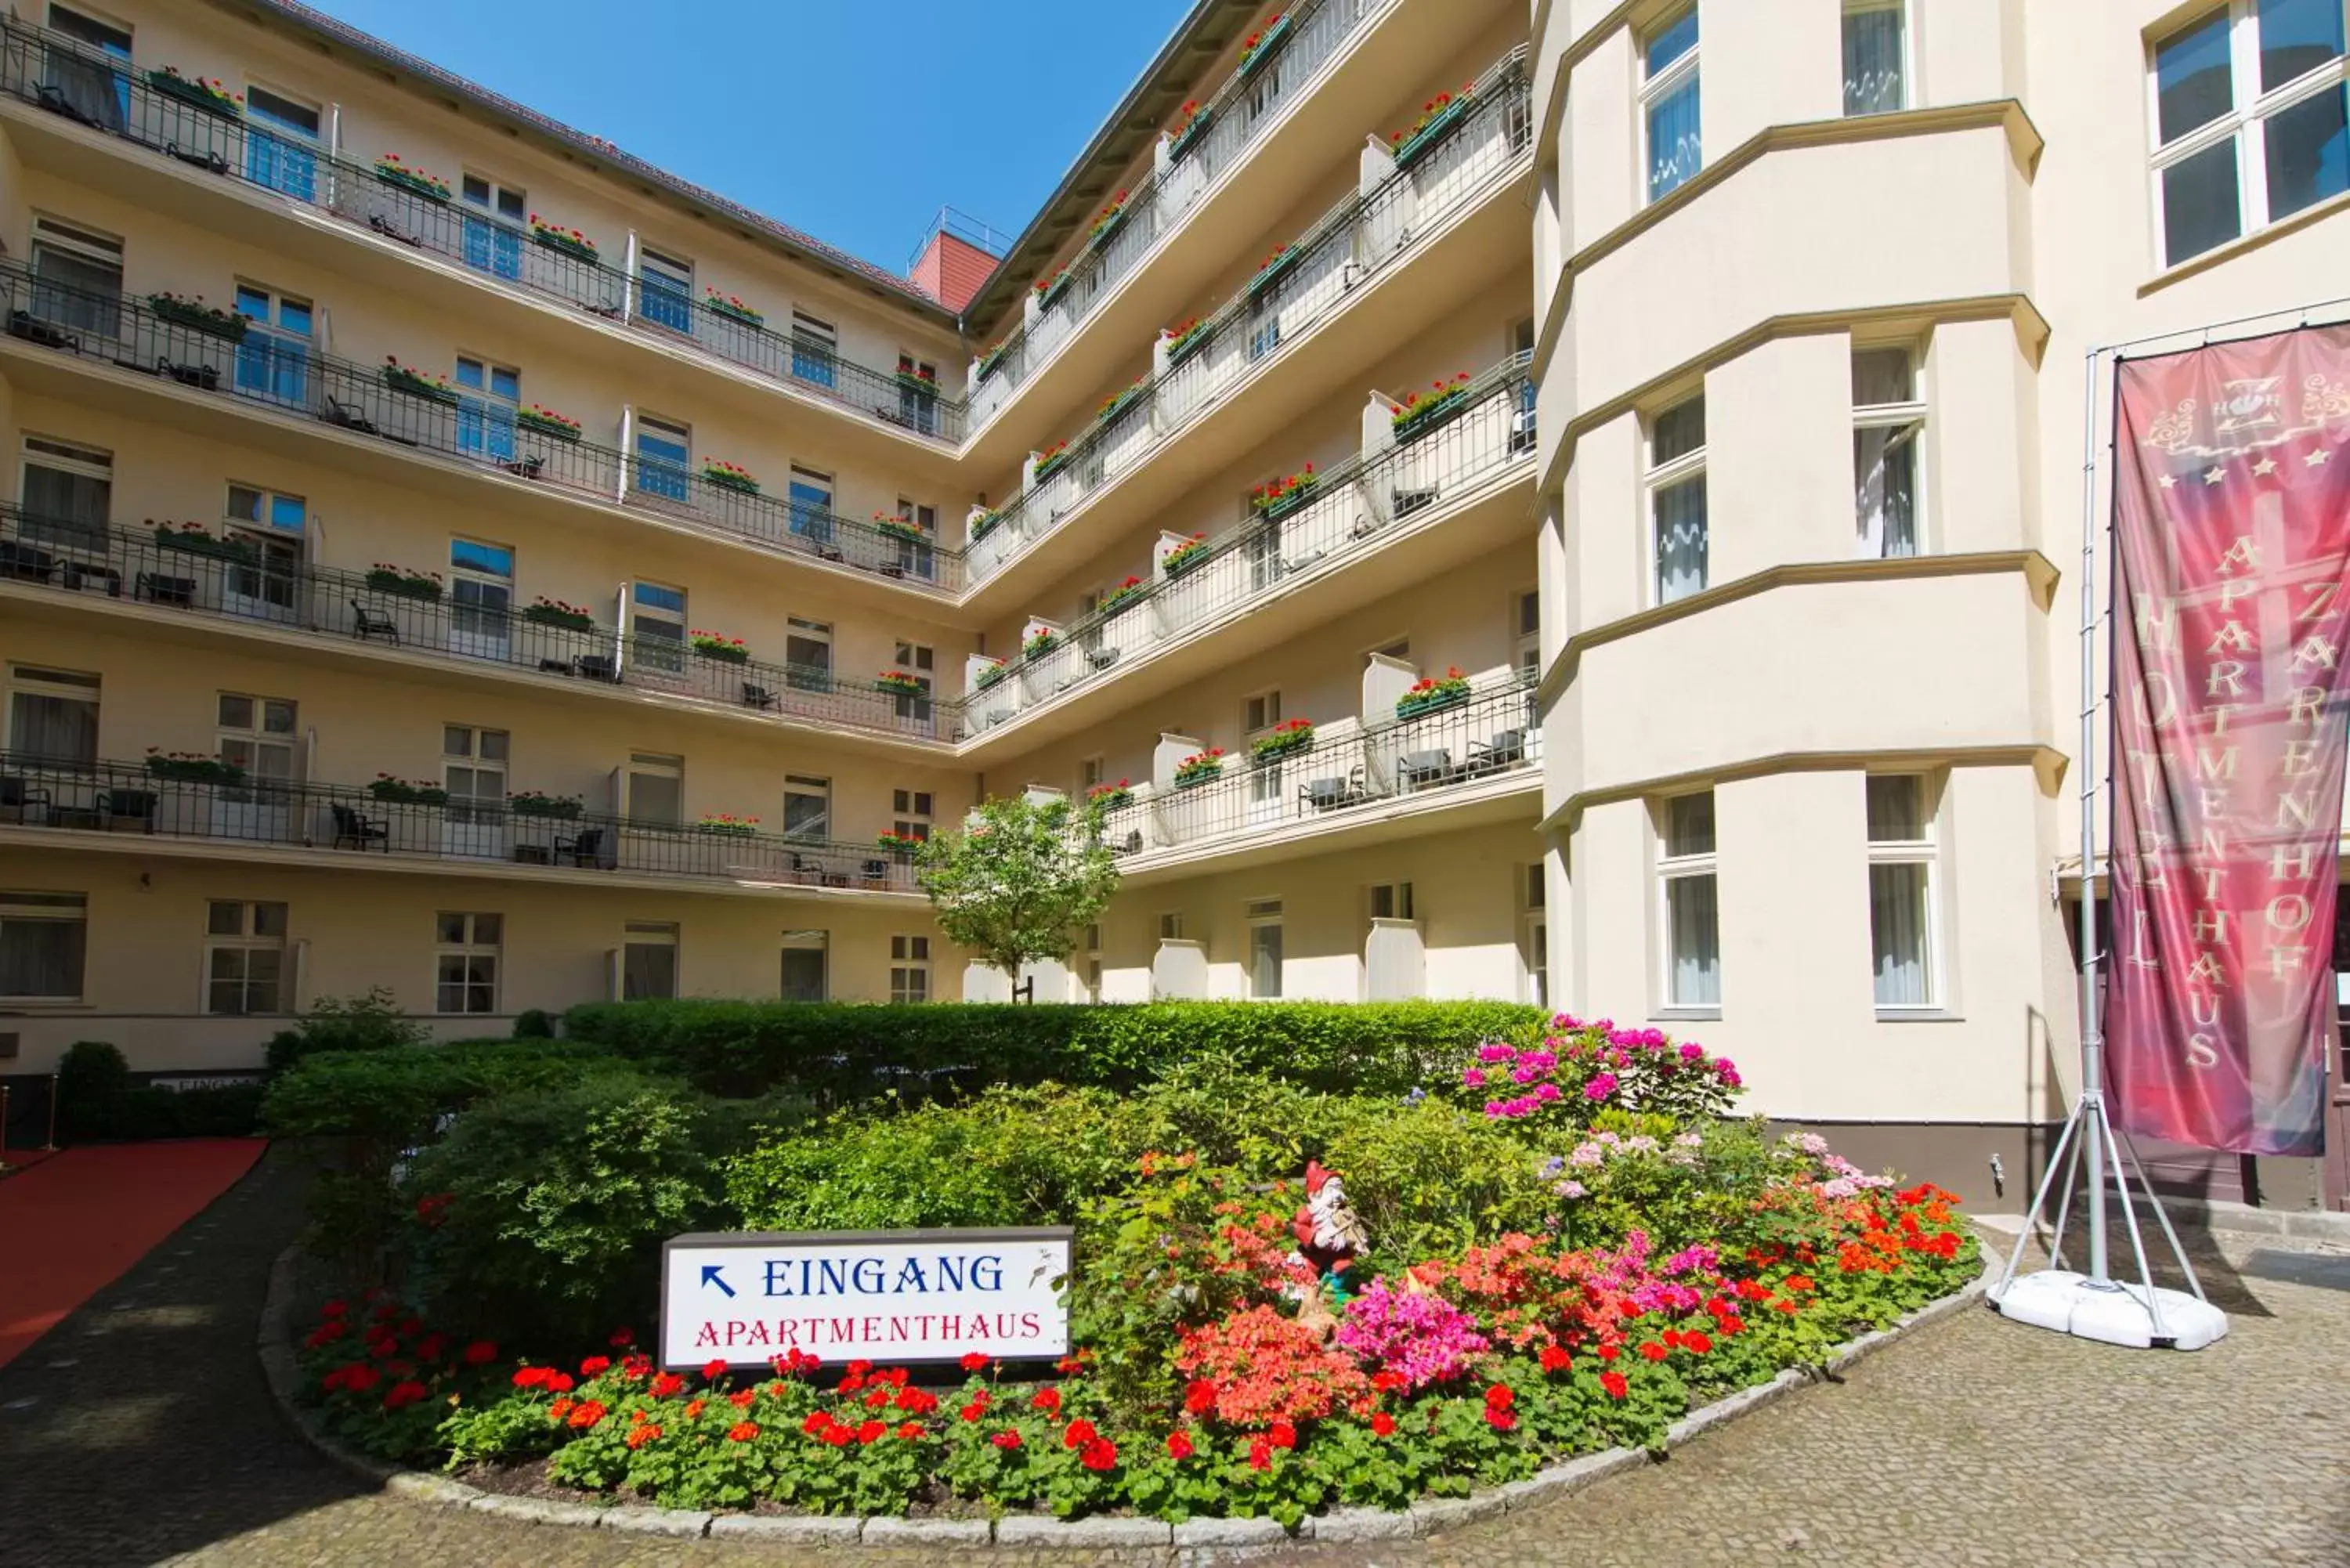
(1159, 911), (1185, 941)
(1368, 881), (1415, 923)
(625, 752), (685, 826)
(215, 691), (297, 781)
(1655, 790), (1721, 1014)
(1242, 688), (1282, 737)
(1246, 898), (1285, 999)
(1639, 4), (1702, 204)
(203, 898), (288, 1016)
(1866, 773), (1943, 1013)
(891, 787), (935, 844)
(20, 433), (113, 555)
(1842, 0), (1911, 117)
(7, 663), (101, 764)
(781, 929), (828, 1002)
(443, 724), (508, 822)
(2146, 2), (2350, 269)
(889, 934), (931, 1003)
(434, 911), (502, 1015)
(460, 170), (526, 222)
(783, 774), (830, 841)
(1853, 343), (1928, 559)
(622, 921), (679, 1000)
(1647, 394), (1708, 605)
(0, 891), (87, 1002)
(1514, 588), (1542, 676)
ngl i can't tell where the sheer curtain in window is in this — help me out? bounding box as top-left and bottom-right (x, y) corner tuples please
(9, 692), (98, 764)
(1869, 864), (1930, 1003)
(1842, 3), (1907, 117)
(1655, 478), (1709, 601)
(1666, 874), (1720, 1004)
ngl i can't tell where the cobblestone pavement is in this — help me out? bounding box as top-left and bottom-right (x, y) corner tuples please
(3, 1148), (2348, 1567)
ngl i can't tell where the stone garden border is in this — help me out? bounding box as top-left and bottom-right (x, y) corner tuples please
(258, 1240), (2001, 1552)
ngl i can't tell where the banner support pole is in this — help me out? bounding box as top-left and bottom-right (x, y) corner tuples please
(2076, 342), (2110, 1288)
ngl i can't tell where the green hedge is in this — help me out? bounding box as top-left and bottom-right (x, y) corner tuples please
(261, 1038), (631, 1148)
(54, 1040), (265, 1140)
(561, 999), (1546, 1100)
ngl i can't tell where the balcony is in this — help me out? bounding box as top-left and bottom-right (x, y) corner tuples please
(0, 265), (964, 591)
(962, 50), (1531, 597)
(962, 353), (1534, 748)
(0, 506), (954, 748)
(0, 16), (967, 444)
(1097, 671), (1541, 876)
(0, 750), (922, 897)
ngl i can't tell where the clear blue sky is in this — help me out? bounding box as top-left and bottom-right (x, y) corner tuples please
(305, 1), (1195, 274)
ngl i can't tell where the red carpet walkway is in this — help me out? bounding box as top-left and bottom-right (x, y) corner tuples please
(0, 1139), (266, 1370)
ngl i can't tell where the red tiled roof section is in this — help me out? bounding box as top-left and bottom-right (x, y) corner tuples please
(246, 0), (955, 320)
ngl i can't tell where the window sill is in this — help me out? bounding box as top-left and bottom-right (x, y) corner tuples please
(1651, 1006), (1721, 1023)
(1874, 1008), (1963, 1024)
(2139, 188), (2350, 297)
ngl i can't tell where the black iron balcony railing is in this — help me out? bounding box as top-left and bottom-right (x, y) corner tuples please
(0, 750), (923, 892)
(970, 0), (1384, 424)
(965, 49), (1531, 585)
(0, 505), (959, 742)
(0, 16), (967, 443)
(0, 264), (968, 590)
(1097, 674), (1541, 858)
(965, 352), (1534, 735)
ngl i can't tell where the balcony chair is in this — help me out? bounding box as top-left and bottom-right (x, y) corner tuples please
(63, 559), (121, 595)
(136, 572), (197, 606)
(537, 658), (572, 675)
(741, 683), (780, 711)
(1466, 729), (1528, 777)
(349, 600), (400, 645)
(0, 775), (53, 824)
(7, 310), (80, 352)
(1392, 484), (1439, 518)
(1282, 547), (1327, 575)
(497, 454), (546, 480)
(161, 141), (230, 176)
(1111, 829), (1143, 857)
(1300, 766), (1370, 812)
(1086, 645), (1120, 672)
(1398, 750), (1461, 790)
(156, 358), (220, 392)
(320, 396), (380, 437)
(788, 852), (830, 885)
(367, 212), (424, 249)
(554, 826), (606, 868)
(330, 803), (389, 851)
(98, 787), (156, 832)
(0, 538), (58, 583)
(860, 858), (895, 888)
(574, 654), (619, 683)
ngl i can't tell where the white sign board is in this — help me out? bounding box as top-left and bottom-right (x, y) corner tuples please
(660, 1227), (1072, 1369)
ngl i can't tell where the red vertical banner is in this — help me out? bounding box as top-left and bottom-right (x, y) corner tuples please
(2105, 326), (2350, 1157)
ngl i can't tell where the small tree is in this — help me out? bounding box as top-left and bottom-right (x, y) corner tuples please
(914, 794), (1119, 990)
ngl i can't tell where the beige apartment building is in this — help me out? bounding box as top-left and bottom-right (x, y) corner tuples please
(1, 0), (2345, 1204)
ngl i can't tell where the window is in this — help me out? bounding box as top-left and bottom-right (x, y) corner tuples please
(891, 499), (938, 580)
(1843, 1), (1907, 116)
(44, 5), (130, 129)
(443, 725), (508, 825)
(1641, 5), (1702, 201)
(1159, 912), (1185, 941)
(450, 538), (515, 652)
(891, 641), (935, 722)
(632, 415), (691, 504)
(627, 753), (684, 826)
(454, 356), (519, 463)
(622, 922), (678, 999)
(785, 617), (833, 692)
(791, 309), (838, 388)
(898, 354), (940, 435)
(232, 284), (311, 405)
(223, 483), (305, 617)
(1083, 924), (1103, 1004)
(1658, 792), (1720, 1010)
(889, 934), (931, 1003)
(216, 692), (296, 781)
(20, 435), (110, 554)
(1, 891), (86, 1000)
(1247, 899), (1284, 999)
(204, 899), (287, 1015)
(1080, 756), (1106, 795)
(2150, 2), (2350, 266)
(1866, 775), (1940, 1009)
(1524, 863), (1549, 1009)
(8, 665), (99, 764)
(630, 580), (687, 674)
(892, 788), (934, 844)
(788, 464), (835, 544)
(780, 930), (827, 1002)
(783, 775), (830, 840)
(639, 247), (694, 334)
(1515, 590), (1542, 677)
(1369, 882), (1415, 922)
(434, 912), (501, 1014)
(30, 215), (121, 337)
(244, 85), (320, 202)
(461, 172), (526, 280)
(1649, 396), (1708, 603)
(1853, 347), (1925, 558)
(1243, 690), (1282, 735)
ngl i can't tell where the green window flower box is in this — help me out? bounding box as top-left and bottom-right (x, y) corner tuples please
(365, 568), (443, 601)
(1393, 97), (1472, 172)
(1395, 687), (1470, 721)
(1032, 451), (1072, 483)
(1100, 586), (1144, 617)
(382, 364), (458, 404)
(706, 297), (764, 327)
(154, 526), (257, 563)
(148, 296), (248, 341)
(970, 510), (1003, 543)
(877, 520), (930, 546)
(366, 779), (450, 806)
(1086, 204), (1130, 254)
(703, 469), (761, 496)
(533, 228), (599, 265)
(1238, 15), (1292, 80)
(1393, 388), (1470, 445)
(515, 409), (582, 443)
(1169, 109), (1213, 164)
(1256, 477), (1319, 522)
(373, 164), (452, 204)
(146, 68), (240, 117)
(692, 641), (750, 664)
(895, 370), (939, 397)
(1173, 761), (1224, 789)
(696, 820), (758, 838)
(145, 754), (245, 786)
(977, 341), (1013, 385)
(1166, 321), (1216, 368)
(522, 603), (594, 632)
(974, 665), (1008, 691)
(1251, 723), (1316, 763)
(1087, 786), (1134, 811)
(508, 793), (583, 820)
(877, 673), (929, 698)
(1095, 385), (1144, 425)
(1036, 269), (1077, 313)
(1246, 246), (1303, 301)
(1162, 541), (1210, 578)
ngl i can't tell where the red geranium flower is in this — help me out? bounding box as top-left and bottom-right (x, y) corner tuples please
(1682, 1331), (1713, 1355)
(609, 1328), (635, 1348)
(960, 1352), (990, 1373)
(462, 1341), (497, 1366)
(1080, 1438), (1118, 1471)
(567, 1400), (608, 1429)
(650, 1372), (683, 1397)
(802, 1411), (832, 1436)
(627, 1423), (662, 1449)
(321, 1299), (348, 1317)
(702, 1358), (728, 1381)
(898, 1421), (924, 1440)
(1064, 1418), (1097, 1449)
(1484, 1385), (1514, 1411)
(1638, 1342), (1669, 1362)
(1539, 1345), (1573, 1374)
(545, 1372), (574, 1394)
(727, 1421), (759, 1443)
(1031, 1386), (1062, 1415)
(1267, 1419), (1296, 1450)
(685, 1399), (705, 1419)
(381, 1379), (428, 1411)
(579, 1357), (610, 1378)
(856, 1419), (887, 1444)
(1600, 1371), (1629, 1400)
(511, 1366), (549, 1389)
(960, 1400), (988, 1423)
(992, 1429), (1022, 1450)
(1371, 1411), (1397, 1437)
(1247, 1436), (1272, 1471)
(730, 1389), (757, 1409)
(1166, 1430), (1195, 1459)
(1184, 1379), (1216, 1414)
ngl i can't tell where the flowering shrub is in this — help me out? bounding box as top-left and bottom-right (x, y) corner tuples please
(1022, 626), (1058, 659)
(517, 403), (582, 439)
(1168, 99), (1210, 157)
(876, 668), (929, 696)
(1097, 376), (1147, 422)
(1100, 575), (1147, 616)
(523, 596), (594, 630)
(876, 829), (925, 853)
(974, 659), (1010, 692)
(381, 356), (456, 401)
(1087, 190), (1131, 247)
(872, 511), (930, 544)
(1456, 1017), (1741, 1126)
(1390, 84), (1474, 159)
(366, 562), (443, 599)
(1176, 1306), (1372, 1425)
(1164, 314), (1214, 363)
(149, 66), (243, 115)
(694, 814), (759, 836)
(1239, 14), (1290, 76)
(1033, 440), (1072, 481)
(1336, 1282), (1488, 1390)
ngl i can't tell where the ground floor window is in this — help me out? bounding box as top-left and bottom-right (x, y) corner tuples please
(623, 922), (678, 999)
(204, 899), (287, 1015)
(435, 912), (502, 1014)
(890, 934), (930, 1003)
(1247, 898), (1283, 999)
(781, 930), (827, 1002)
(1658, 791), (1720, 1009)
(1, 891), (85, 1000)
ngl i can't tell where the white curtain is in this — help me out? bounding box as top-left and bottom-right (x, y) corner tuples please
(1666, 873), (1720, 1006)
(1655, 475), (1708, 602)
(1842, 6), (1905, 116)
(1870, 862), (1930, 1004)
(1854, 425), (1918, 558)
(1646, 77), (1702, 200)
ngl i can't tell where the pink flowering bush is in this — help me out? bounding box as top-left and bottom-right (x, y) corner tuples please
(1336, 1281), (1489, 1389)
(1454, 1014), (1742, 1128)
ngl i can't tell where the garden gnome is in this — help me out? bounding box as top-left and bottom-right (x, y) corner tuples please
(1290, 1160), (1369, 1307)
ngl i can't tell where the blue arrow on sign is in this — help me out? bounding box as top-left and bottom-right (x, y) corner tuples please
(700, 1264), (736, 1298)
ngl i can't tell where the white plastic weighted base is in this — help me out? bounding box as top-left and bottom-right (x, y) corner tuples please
(1989, 1270), (2229, 1350)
